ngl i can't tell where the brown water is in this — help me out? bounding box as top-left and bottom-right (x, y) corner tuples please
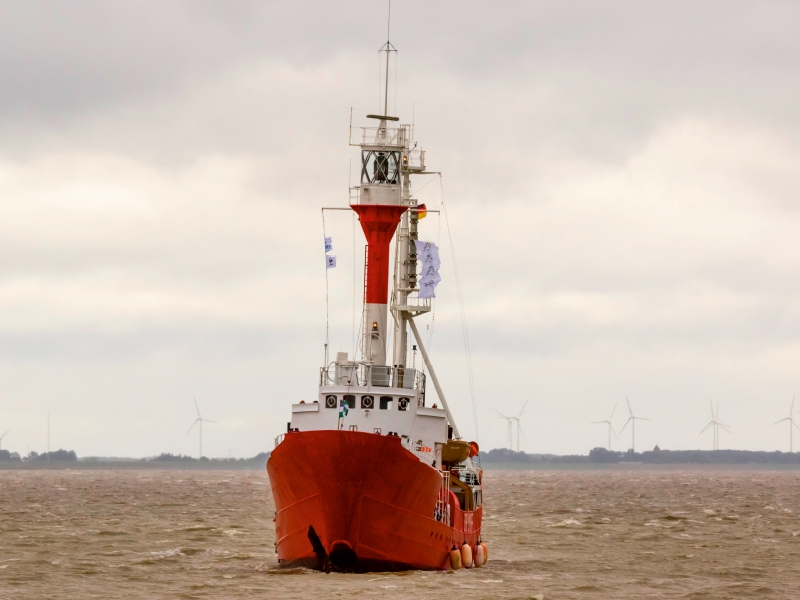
(1, 469), (799, 599)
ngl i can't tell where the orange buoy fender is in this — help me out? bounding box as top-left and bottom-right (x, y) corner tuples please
(475, 543), (485, 567)
(449, 546), (462, 570)
(461, 542), (473, 568)
(480, 542), (488, 564)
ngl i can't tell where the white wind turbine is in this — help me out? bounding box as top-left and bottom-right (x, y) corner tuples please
(773, 396), (800, 452)
(510, 400), (529, 452)
(700, 400), (730, 450)
(619, 396), (649, 453)
(187, 398), (218, 459)
(496, 411), (514, 450)
(0, 430), (9, 452)
(591, 403), (618, 451)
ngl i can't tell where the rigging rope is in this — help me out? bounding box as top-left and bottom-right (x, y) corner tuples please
(426, 199), (443, 354)
(352, 210), (357, 360)
(321, 209), (330, 366)
(414, 173), (439, 196)
(439, 175), (480, 446)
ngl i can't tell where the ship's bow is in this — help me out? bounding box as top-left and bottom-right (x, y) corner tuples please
(268, 430), (448, 571)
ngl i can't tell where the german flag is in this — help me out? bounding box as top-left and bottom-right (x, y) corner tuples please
(416, 203), (427, 220)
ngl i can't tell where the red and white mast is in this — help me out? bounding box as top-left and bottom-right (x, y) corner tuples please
(348, 35), (461, 438)
(350, 34), (404, 370)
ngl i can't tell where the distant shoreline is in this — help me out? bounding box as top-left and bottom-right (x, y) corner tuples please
(478, 448), (800, 468)
(0, 450), (271, 470)
(0, 461), (268, 471)
(480, 462), (800, 471)
(3, 461), (800, 472)
(4, 447), (800, 471)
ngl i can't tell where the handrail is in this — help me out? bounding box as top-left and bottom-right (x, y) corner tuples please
(319, 364), (426, 391)
(349, 125), (409, 148)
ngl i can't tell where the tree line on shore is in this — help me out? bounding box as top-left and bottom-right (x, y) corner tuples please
(0, 449), (77, 462)
(140, 452), (271, 464)
(7, 446), (800, 465)
(479, 447), (800, 464)
(0, 449), (270, 463)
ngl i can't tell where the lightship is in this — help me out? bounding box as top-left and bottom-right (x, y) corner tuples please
(267, 34), (484, 573)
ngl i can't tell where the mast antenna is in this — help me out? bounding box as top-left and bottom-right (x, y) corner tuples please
(379, 0), (397, 116)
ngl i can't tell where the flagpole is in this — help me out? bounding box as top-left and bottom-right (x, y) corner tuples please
(322, 210), (330, 368)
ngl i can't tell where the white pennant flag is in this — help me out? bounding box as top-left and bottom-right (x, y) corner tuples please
(326, 255), (337, 269)
(414, 240), (441, 299)
(324, 237), (333, 253)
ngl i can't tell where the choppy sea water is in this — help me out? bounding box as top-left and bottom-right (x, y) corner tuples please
(1, 469), (799, 599)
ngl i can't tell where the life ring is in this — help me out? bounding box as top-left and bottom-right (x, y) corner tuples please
(449, 546), (462, 570)
(361, 395), (374, 409)
(460, 542), (473, 568)
(325, 395), (337, 408)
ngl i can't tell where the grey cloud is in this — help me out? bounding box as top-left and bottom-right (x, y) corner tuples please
(0, 326), (310, 362)
(1, 2), (800, 455)
(2, 1), (798, 161)
(0, 1), (365, 117)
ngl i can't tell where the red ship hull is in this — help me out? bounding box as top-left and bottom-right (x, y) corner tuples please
(267, 430), (482, 571)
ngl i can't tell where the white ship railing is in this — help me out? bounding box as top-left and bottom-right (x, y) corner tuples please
(350, 125), (408, 148)
(406, 148), (425, 171)
(319, 364), (425, 391)
(394, 295), (432, 313)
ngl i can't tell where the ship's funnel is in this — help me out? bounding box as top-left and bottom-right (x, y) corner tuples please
(352, 204), (407, 366)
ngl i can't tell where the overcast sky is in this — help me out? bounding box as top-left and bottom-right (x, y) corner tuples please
(1, 1), (799, 457)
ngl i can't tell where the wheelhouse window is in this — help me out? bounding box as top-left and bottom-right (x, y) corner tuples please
(343, 395), (355, 409)
(361, 395), (375, 409)
(398, 397), (410, 411)
(325, 395), (337, 409)
(379, 396), (393, 410)
(361, 150), (400, 184)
